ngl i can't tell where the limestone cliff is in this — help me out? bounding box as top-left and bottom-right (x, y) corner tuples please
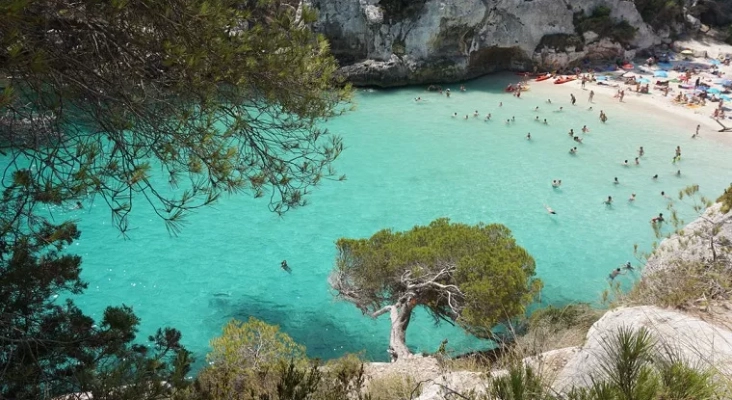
(308, 0), (664, 86)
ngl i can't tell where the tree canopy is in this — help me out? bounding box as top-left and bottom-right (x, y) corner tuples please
(0, 0), (351, 234)
(330, 218), (542, 360)
(0, 0), (351, 396)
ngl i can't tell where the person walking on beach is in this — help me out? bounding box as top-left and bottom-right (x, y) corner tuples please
(693, 124), (700, 138)
(619, 90), (625, 102)
(570, 93), (576, 105)
(589, 90), (595, 103)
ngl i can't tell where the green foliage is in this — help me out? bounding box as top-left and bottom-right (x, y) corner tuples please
(490, 364), (554, 400)
(0, 0), (351, 234)
(208, 317), (307, 373)
(632, 0), (685, 30)
(574, 7), (637, 45)
(331, 218), (542, 339)
(717, 184), (732, 214)
(528, 303), (600, 333)
(182, 353), (371, 400)
(0, 218), (191, 399)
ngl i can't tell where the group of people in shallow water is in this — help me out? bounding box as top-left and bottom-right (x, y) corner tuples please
(431, 83), (694, 281)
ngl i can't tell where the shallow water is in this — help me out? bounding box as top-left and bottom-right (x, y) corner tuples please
(38, 74), (732, 368)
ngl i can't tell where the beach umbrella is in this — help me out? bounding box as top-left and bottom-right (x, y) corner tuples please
(722, 79), (732, 87)
(654, 70), (668, 78)
(721, 95), (732, 101)
(711, 59), (721, 65)
(637, 78), (651, 83)
(707, 87), (722, 94)
(680, 49), (694, 56)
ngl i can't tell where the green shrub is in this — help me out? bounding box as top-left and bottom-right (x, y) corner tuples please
(717, 184), (732, 213)
(574, 7), (637, 45)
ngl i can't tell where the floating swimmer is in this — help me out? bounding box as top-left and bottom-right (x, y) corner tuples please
(281, 260), (292, 273)
(527, 132), (531, 140)
(545, 205), (557, 214)
(629, 193), (636, 202)
(614, 177), (619, 185)
(605, 195), (613, 205)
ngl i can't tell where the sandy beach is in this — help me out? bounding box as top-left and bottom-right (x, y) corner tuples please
(521, 39), (732, 147)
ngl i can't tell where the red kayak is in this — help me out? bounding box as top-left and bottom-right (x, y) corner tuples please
(535, 74), (553, 82)
(554, 76), (576, 84)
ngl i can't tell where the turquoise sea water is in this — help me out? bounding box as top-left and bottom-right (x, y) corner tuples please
(42, 74), (732, 368)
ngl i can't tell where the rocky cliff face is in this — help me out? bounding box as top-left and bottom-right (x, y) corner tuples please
(308, 0), (663, 86)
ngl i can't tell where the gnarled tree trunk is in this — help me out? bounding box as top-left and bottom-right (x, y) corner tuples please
(387, 298), (414, 362)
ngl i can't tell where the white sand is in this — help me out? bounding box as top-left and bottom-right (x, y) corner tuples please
(518, 39), (732, 148)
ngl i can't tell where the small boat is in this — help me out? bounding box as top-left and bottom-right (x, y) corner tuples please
(535, 74), (553, 82)
(554, 76), (576, 84)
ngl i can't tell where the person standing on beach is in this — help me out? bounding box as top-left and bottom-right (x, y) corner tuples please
(693, 124), (700, 138)
(570, 93), (576, 105)
(589, 90), (594, 103)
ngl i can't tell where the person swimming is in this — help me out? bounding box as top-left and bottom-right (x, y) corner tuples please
(639, 146), (645, 157)
(535, 115), (539, 121)
(608, 268), (623, 280)
(511, 116), (515, 122)
(545, 205), (557, 214)
(651, 213), (664, 223)
(281, 260), (292, 273)
(582, 125), (589, 133)
(676, 170), (681, 176)
(452, 112), (458, 118)
(499, 102), (503, 107)
(546, 99), (552, 104)
(552, 179), (560, 187)
(543, 119), (548, 124)
(465, 115), (469, 120)
(473, 110), (479, 117)
(652, 174), (658, 180)
(534, 106), (539, 111)
(635, 157), (640, 165)
(573, 136), (583, 143)
(624, 262), (634, 271)
(614, 177), (619, 184)
(623, 160), (629, 167)
(527, 132), (531, 140)
(605, 196), (613, 205)
(569, 147), (577, 154)
(629, 193), (636, 201)
(568, 129), (574, 137)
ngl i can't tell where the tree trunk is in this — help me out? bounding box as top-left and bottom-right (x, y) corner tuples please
(388, 301), (414, 362)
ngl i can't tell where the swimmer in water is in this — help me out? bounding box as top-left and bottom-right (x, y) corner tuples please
(569, 147), (577, 154)
(676, 170), (681, 176)
(281, 260), (292, 273)
(624, 262), (634, 271)
(414, 97), (422, 102)
(608, 268), (623, 280)
(547, 99), (552, 104)
(651, 213), (664, 223)
(499, 102), (503, 107)
(614, 177), (619, 185)
(506, 119), (511, 124)
(511, 116), (515, 122)
(568, 129), (575, 137)
(485, 113), (492, 120)
(545, 205), (557, 214)
(558, 107), (564, 112)
(605, 196), (613, 205)
(629, 193), (636, 202)
(582, 125), (589, 133)
(639, 146), (645, 157)
(652, 174), (658, 180)
(73, 201), (83, 210)
(623, 160), (629, 167)
(452, 112), (458, 118)
(473, 110), (479, 117)
(552, 179), (559, 187)
(635, 157), (640, 165)
(535, 115), (540, 121)
(527, 132), (531, 140)
(543, 119), (548, 125)
(464, 115), (469, 120)
(534, 106), (539, 111)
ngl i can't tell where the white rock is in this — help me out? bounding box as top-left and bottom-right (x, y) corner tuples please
(644, 203), (732, 276)
(553, 306), (732, 392)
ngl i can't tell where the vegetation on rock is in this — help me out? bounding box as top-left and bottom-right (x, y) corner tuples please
(329, 218), (542, 361)
(574, 6), (637, 45)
